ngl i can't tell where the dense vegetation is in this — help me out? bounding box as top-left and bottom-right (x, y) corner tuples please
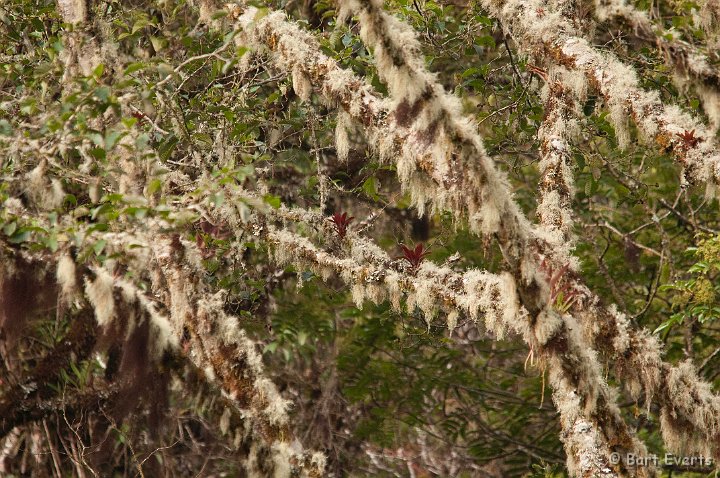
(1, 0), (720, 476)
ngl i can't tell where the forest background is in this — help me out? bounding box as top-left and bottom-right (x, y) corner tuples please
(2, 0), (720, 476)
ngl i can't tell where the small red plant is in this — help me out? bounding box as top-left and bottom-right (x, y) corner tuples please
(131, 111), (147, 125)
(194, 219), (231, 259)
(676, 129), (701, 149)
(331, 212), (354, 239)
(527, 64), (548, 82)
(539, 258), (578, 312)
(197, 219), (231, 240)
(400, 243), (431, 272)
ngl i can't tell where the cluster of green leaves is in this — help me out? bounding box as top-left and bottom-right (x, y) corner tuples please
(657, 235), (720, 333)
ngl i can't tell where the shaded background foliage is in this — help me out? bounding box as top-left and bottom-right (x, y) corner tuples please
(1, 0), (719, 476)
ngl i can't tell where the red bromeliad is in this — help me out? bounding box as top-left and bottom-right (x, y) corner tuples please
(676, 129), (701, 149)
(400, 243), (430, 272)
(330, 212), (354, 239)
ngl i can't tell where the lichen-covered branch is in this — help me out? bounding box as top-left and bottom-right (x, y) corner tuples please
(266, 222), (521, 337)
(150, 234), (325, 477)
(481, 0), (720, 191)
(234, 5), (537, 268)
(593, 0), (720, 132)
(537, 66), (584, 257)
(577, 301), (720, 461)
(57, 0), (87, 24)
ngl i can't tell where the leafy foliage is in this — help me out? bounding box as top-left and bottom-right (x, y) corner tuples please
(1, 0), (720, 476)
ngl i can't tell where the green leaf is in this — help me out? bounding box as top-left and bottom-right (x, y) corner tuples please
(87, 223), (109, 233)
(89, 133), (105, 147)
(93, 63), (105, 79)
(653, 313), (684, 334)
(47, 234), (59, 252)
(122, 117), (138, 129)
(94, 86), (111, 102)
(461, 67), (480, 78)
(64, 194), (78, 207)
(234, 165), (255, 183)
(254, 7), (270, 21)
(263, 194), (281, 209)
(147, 179), (162, 196)
(575, 152), (586, 171)
(475, 35), (495, 48)
(8, 229), (31, 244)
(89, 147), (106, 160)
(93, 239), (107, 256)
(124, 62), (145, 75)
(150, 36), (167, 52)
(103, 193), (124, 203)
(3, 222), (17, 236)
(91, 203), (112, 220)
(105, 130), (123, 150)
(221, 58), (237, 75)
(0, 119), (12, 136)
(235, 46), (248, 58)
(124, 206), (148, 219)
(362, 177), (380, 200)
(688, 261), (710, 273)
(210, 192), (225, 207)
(131, 17), (151, 34)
